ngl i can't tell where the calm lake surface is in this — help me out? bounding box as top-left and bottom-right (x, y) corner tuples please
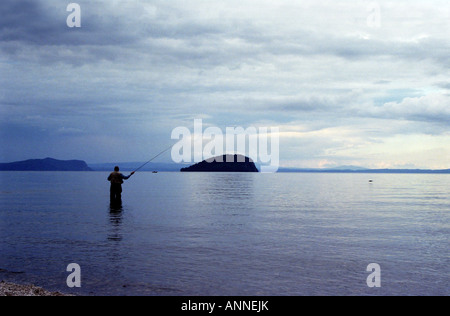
(0, 172), (448, 296)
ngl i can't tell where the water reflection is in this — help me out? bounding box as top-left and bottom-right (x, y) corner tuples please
(190, 173), (256, 201)
(183, 173), (257, 222)
(108, 203), (123, 242)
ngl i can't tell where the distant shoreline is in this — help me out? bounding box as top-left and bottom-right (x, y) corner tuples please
(276, 168), (450, 174)
(0, 157), (448, 174)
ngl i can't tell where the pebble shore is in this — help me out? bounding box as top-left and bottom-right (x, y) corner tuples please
(0, 281), (72, 296)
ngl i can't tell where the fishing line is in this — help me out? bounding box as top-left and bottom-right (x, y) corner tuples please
(132, 144), (174, 173)
(132, 128), (204, 173)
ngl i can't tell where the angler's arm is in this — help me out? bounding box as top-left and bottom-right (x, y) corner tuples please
(122, 172), (135, 180)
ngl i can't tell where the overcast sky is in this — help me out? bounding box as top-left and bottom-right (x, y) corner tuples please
(1, 0), (449, 168)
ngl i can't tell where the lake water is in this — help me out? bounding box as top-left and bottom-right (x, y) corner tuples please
(0, 172), (448, 296)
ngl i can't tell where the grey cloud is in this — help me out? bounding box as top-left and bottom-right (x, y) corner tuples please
(362, 93), (450, 125)
(437, 82), (450, 90)
(264, 95), (350, 113)
(2, 0), (449, 71)
(374, 80), (391, 85)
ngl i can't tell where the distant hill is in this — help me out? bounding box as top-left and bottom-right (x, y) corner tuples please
(329, 165), (370, 171)
(181, 155), (259, 172)
(0, 158), (92, 171)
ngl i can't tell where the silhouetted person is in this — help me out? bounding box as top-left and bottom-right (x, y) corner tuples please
(108, 166), (134, 204)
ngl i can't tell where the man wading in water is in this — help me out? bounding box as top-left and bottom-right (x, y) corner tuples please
(108, 166), (135, 204)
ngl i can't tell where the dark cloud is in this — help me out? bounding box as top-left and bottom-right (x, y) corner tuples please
(0, 0), (136, 45)
(0, 0), (53, 44)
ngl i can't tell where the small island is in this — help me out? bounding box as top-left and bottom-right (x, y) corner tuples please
(181, 154), (259, 173)
(0, 158), (92, 171)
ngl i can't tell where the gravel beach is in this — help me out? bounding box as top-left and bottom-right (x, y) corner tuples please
(0, 281), (72, 296)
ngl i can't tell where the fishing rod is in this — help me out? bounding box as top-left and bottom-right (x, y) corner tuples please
(132, 144), (174, 173)
(132, 128), (203, 174)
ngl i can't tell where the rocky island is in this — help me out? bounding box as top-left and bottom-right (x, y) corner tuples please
(181, 154), (259, 172)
